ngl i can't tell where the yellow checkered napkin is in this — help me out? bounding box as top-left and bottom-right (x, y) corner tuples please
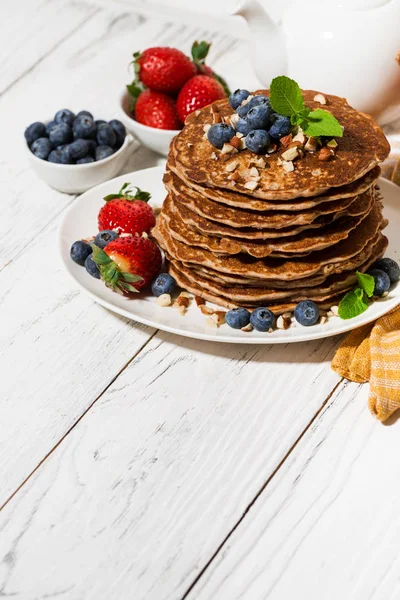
(331, 306), (400, 421)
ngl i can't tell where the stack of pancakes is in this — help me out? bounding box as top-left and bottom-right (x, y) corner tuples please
(153, 91), (390, 313)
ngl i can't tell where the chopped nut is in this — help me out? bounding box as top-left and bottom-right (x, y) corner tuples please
(330, 305), (339, 316)
(205, 317), (218, 328)
(255, 157), (266, 168)
(210, 311), (226, 326)
(282, 160), (294, 173)
(304, 137), (319, 152)
(221, 143), (238, 155)
(276, 157), (283, 166)
(382, 291), (389, 297)
(240, 94), (254, 106)
(327, 139), (338, 148)
(176, 295), (190, 308)
(203, 124), (211, 134)
(187, 142), (193, 148)
(141, 231), (149, 238)
(235, 131), (244, 139)
(210, 152), (218, 160)
(180, 291), (192, 299)
(280, 134), (293, 147)
(153, 207), (162, 217)
(282, 312), (292, 319)
(277, 315), (291, 330)
(238, 137), (247, 150)
(312, 168), (322, 176)
(318, 147), (335, 161)
(266, 143), (278, 154)
(213, 112), (222, 124)
(230, 136), (242, 150)
(293, 129), (306, 144)
(195, 110), (201, 116)
(314, 93), (327, 105)
(319, 315), (327, 325)
(281, 146), (299, 161)
(244, 180), (259, 191)
(229, 113), (240, 128)
(268, 328), (274, 334)
(249, 166), (260, 178)
(241, 323), (253, 332)
(200, 304), (215, 315)
(225, 160), (239, 173)
(229, 171), (241, 182)
(195, 296), (205, 306)
(327, 310), (334, 317)
(155, 293), (172, 307)
(175, 305), (186, 316)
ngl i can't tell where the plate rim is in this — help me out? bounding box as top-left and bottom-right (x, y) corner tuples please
(58, 167), (400, 344)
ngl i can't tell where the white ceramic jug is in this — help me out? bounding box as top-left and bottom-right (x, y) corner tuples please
(232, 0), (400, 124)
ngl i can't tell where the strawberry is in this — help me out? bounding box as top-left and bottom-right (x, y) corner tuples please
(133, 47), (196, 94)
(176, 75), (227, 123)
(134, 90), (182, 130)
(98, 183), (155, 236)
(91, 235), (162, 294)
(191, 41), (231, 96)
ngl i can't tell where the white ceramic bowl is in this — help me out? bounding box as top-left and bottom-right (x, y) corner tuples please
(25, 128), (134, 194)
(118, 90), (180, 157)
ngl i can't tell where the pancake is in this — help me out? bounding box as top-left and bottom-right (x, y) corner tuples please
(164, 167), (377, 229)
(168, 234), (387, 312)
(173, 90), (390, 200)
(162, 195), (374, 258)
(168, 148), (381, 212)
(168, 187), (376, 240)
(153, 200), (386, 281)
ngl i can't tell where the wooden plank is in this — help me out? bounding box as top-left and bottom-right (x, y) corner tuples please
(0, 331), (341, 599)
(0, 0), (97, 95)
(188, 381), (400, 600)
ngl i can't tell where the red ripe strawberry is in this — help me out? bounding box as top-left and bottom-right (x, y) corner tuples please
(98, 183), (155, 236)
(91, 235), (162, 294)
(176, 75), (227, 123)
(134, 47), (196, 94)
(135, 90), (182, 130)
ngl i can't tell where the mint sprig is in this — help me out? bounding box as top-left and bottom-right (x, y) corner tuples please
(338, 271), (376, 320)
(270, 76), (343, 138)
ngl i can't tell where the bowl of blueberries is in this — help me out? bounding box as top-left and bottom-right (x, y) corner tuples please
(24, 108), (134, 194)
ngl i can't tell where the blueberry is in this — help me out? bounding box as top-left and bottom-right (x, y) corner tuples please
(372, 258), (400, 284)
(73, 115), (97, 140)
(95, 119), (107, 127)
(31, 137), (52, 160)
(48, 150), (63, 163)
(235, 118), (253, 136)
(94, 230), (119, 249)
(226, 307), (251, 329)
(246, 104), (272, 130)
(70, 240), (92, 266)
(151, 273), (177, 297)
(236, 95), (270, 118)
(45, 120), (57, 135)
(268, 115), (291, 139)
(367, 268), (391, 296)
(207, 123), (235, 149)
(294, 300), (320, 326)
(109, 119), (126, 148)
(58, 146), (73, 164)
(86, 139), (97, 156)
(49, 123), (72, 146)
(76, 110), (94, 120)
(77, 156), (95, 164)
(245, 130), (271, 154)
(85, 254), (101, 279)
(54, 109), (75, 127)
(229, 89), (250, 110)
(95, 145), (114, 161)
(67, 139), (90, 161)
(96, 123), (116, 147)
(24, 122), (46, 145)
(250, 307), (276, 331)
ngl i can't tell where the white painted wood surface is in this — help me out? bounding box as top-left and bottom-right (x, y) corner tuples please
(0, 1), (399, 599)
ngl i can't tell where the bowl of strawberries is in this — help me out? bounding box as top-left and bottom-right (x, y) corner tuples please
(119, 41), (230, 156)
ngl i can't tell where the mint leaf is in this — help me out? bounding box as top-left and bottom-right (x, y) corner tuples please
(302, 109), (343, 138)
(338, 288), (369, 320)
(356, 271), (375, 298)
(270, 76), (305, 117)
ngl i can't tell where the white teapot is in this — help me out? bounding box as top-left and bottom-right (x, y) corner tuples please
(231, 0), (400, 125)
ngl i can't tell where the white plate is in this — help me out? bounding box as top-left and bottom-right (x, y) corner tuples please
(59, 167), (400, 344)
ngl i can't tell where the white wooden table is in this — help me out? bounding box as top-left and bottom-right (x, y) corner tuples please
(1, 2), (400, 599)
